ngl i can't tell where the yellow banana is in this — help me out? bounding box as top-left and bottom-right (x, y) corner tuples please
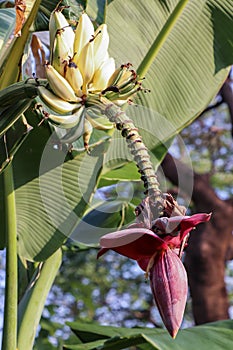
(73, 13), (94, 59)
(45, 63), (79, 102)
(93, 24), (109, 70)
(52, 28), (74, 76)
(38, 86), (80, 114)
(65, 61), (83, 97)
(91, 57), (115, 91)
(47, 105), (85, 129)
(76, 41), (95, 95)
(49, 8), (74, 60)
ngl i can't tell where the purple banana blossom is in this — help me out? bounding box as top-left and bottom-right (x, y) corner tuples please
(98, 197), (211, 338)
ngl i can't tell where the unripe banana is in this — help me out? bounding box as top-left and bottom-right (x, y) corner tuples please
(117, 68), (134, 87)
(45, 64), (79, 102)
(76, 41), (95, 95)
(60, 112), (86, 144)
(73, 13), (94, 59)
(38, 86), (80, 114)
(52, 28), (74, 76)
(119, 82), (138, 95)
(107, 66), (124, 87)
(49, 8), (74, 61)
(65, 61), (83, 97)
(93, 24), (109, 71)
(107, 87), (138, 102)
(47, 105), (85, 129)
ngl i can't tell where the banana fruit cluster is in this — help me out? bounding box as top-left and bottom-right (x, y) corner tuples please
(38, 5), (143, 147)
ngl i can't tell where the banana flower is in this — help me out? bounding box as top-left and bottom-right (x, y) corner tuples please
(98, 197), (211, 338)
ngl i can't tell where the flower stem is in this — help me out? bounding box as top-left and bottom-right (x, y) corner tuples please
(2, 164), (18, 350)
(137, 0), (189, 78)
(101, 98), (164, 210)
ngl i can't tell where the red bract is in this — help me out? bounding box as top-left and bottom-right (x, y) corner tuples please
(150, 249), (188, 338)
(98, 212), (211, 337)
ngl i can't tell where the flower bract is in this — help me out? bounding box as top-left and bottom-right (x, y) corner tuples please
(98, 205), (211, 337)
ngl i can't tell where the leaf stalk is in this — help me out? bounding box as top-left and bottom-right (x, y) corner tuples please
(2, 164), (18, 350)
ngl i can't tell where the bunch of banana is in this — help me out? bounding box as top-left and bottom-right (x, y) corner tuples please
(39, 6), (143, 147)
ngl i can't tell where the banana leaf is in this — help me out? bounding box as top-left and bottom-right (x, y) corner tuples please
(64, 319), (233, 350)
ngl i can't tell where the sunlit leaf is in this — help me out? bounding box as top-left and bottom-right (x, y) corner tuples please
(64, 320), (233, 349)
(107, 0), (233, 142)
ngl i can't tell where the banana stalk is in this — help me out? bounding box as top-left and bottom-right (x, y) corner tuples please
(17, 249), (62, 350)
(86, 108), (113, 130)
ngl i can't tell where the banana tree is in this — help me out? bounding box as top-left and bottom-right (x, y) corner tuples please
(0, 0), (232, 349)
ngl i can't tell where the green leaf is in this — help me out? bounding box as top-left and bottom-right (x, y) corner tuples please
(17, 249), (62, 350)
(107, 0), (233, 141)
(66, 320), (150, 343)
(71, 190), (136, 244)
(15, 128), (105, 260)
(64, 337), (145, 350)
(103, 162), (140, 181)
(86, 0), (107, 24)
(65, 320), (233, 349)
(63, 340), (114, 350)
(0, 8), (15, 55)
(143, 321), (233, 350)
(0, 104), (106, 260)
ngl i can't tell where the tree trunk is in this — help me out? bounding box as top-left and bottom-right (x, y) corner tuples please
(161, 153), (233, 324)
